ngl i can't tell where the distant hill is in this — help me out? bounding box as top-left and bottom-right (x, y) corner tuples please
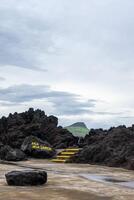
(69, 122), (88, 128)
(65, 122), (89, 137)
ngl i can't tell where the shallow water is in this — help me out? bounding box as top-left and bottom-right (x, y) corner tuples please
(81, 174), (134, 189)
(119, 181), (134, 189)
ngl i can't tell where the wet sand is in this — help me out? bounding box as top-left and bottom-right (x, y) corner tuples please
(0, 159), (134, 200)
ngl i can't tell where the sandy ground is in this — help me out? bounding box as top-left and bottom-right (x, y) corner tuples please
(0, 159), (134, 200)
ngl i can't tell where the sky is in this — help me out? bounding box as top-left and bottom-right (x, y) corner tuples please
(0, 0), (134, 128)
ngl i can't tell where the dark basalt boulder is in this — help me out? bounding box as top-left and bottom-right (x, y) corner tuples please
(5, 170), (47, 186)
(0, 145), (26, 161)
(21, 136), (56, 158)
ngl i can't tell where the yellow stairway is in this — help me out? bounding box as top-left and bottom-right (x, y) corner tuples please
(51, 148), (80, 163)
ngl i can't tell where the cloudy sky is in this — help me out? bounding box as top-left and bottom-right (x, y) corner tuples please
(0, 0), (134, 128)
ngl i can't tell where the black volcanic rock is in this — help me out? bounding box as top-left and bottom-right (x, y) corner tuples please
(21, 136), (56, 158)
(1, 108), (134, 171)
(0, 108), (77, 153)
(71, 126), (134, 170)
(5, 170), (47, 186)
(0, 145), (26, 161)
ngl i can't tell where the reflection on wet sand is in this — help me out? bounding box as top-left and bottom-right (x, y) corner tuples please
(81, 174), (134, 189)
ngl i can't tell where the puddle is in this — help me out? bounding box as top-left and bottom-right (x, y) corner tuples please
(81, 174), (134, 189)
(81, 174), (107, 183)
(104, 178), (127, 183)
(119, 181), (134, 189)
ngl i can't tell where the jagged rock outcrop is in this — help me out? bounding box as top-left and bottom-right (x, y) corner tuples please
(71, 126), (134, 170)
(5, 170), (47, 186)
(0, 108), (78, 150)
(2, 108), (134, 171)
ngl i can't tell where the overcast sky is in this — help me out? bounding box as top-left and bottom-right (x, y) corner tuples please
(0, 0), (134, 128)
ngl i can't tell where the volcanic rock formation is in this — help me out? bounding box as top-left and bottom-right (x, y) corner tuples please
(71, 126), (134, 170)
(0, 108), (78, 160)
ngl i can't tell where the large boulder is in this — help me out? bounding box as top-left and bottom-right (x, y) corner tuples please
(0, 145), (26, 161)
(5, 170), (47, 186)
(21, 136), (56, 158)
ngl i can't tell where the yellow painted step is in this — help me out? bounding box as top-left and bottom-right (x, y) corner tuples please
(51, 159), (66, 163)
(66, 147), (80, 149)
(57, 155), (71, 159)
(61, 152), (76, 155)
(65, 149), (80, 151)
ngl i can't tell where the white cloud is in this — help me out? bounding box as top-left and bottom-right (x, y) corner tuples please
(0, 0), (134, 127)
(0, 77), (5, 81)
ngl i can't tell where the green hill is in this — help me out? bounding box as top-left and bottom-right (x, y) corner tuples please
(65, 122), (89, 137)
